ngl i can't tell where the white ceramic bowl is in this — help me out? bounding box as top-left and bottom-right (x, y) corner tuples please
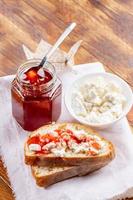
(65, 72), (133, 129)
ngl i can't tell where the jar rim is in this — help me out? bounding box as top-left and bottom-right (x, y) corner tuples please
(16, 59), (57, 90)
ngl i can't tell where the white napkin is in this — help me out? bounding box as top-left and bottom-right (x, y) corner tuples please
(0, 62), (133, 200)
(22, 39), (82, 72)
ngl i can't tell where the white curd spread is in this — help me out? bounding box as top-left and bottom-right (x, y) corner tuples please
(72, 77), (126, 124)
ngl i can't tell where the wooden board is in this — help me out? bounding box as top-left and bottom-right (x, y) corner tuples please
(0, 0), (133, 199)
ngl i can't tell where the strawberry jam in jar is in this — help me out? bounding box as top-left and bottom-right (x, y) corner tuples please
(11, 59), (62, 131)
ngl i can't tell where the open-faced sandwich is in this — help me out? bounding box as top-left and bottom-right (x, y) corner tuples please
(24, 123), (115, 187)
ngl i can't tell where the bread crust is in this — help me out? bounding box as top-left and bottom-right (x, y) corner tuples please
(31, 161), (109, 187)
(24, 123), (115, 166)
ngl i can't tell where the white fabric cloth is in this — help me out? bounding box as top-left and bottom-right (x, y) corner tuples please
(0, 63), (133, 200)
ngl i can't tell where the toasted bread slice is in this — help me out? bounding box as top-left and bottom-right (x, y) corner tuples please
(25, 123), (115, 166)
(32, 160), (109, 187)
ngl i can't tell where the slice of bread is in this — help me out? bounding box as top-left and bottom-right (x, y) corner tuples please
(25, 123), (115, 166)
(31, 160), (109, 187)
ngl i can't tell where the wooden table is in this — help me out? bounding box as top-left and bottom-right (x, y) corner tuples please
(0, 0), (133, 199)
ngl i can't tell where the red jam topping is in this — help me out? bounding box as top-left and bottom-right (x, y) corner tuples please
(28, 129), (102, 155)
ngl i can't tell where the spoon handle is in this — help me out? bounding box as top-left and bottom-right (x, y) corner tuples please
(46, 22), (76, 60)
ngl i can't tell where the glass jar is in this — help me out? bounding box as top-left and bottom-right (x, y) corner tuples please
(11, 59), (62, 131)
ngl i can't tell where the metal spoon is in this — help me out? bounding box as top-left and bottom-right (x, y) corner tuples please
(38, 22), (76, 67)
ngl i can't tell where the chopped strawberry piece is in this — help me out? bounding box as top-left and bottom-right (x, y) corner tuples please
(27, 135), (44, 147)
(54, 129), (62, 135)
(92, 142), (101, 150)
(27, 136), (40, 145)
(26, 70), (38, 84)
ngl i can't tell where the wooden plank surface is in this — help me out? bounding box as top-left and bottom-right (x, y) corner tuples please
(0, 0), (133, 199)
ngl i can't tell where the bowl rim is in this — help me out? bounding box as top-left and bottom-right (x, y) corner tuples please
(65, 72), (133, 127)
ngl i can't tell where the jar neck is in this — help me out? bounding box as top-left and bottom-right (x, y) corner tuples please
(16, 60), (57, 97)
(16, 77), (57, 97)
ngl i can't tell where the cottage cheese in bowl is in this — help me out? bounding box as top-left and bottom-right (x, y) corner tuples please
(65, 73), (133, 128)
